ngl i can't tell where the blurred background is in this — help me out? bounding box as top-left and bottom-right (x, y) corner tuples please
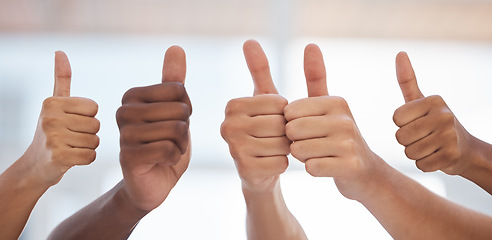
(1, 0), (492, 239)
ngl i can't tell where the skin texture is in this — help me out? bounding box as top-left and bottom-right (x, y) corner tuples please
(0, 51), (100, 240)
(221, 40), (307, 240)
(286, 48), (492, 239)
(224, 42), (492, 239)
(393, 52), (492, 195)
(283, 44), (382, 201)
(48, 46), (192, 240)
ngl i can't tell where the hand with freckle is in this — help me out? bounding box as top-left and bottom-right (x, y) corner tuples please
(116, 46), (192, 211)
(25, 51), (101, 186)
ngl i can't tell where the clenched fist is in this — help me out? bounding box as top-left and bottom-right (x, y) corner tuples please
(117, 46), (192, 212)
(25, 51), (100, 186)
(285, 44), (383, 201)
(393, 52), (476, 175)
(221, 40), (291, 193)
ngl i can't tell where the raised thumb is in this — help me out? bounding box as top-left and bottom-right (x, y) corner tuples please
(395, 51), (424, 102)
(243, 39), (278, 96)
(53, 51), (71, 97)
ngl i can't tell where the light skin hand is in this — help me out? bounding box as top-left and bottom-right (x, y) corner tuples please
(284, 44), (382, 201)
(221, 40), (306, 240)
(283, 47), (492, 240)
(221, 40), (290, 194)
(0, 51), (100, 240)
(116, 45), (192, 212)
(23, 51), (100, 186)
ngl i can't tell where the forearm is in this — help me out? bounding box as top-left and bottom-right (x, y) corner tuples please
(460, 136), (492, 195)
(0, 155), (49, 240)
(361, 159), (492, 240)
(242, 181), (307, 240)
(48, 180), (148, 240)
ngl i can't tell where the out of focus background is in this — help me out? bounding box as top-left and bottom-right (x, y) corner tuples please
(1, 0), (492, 239)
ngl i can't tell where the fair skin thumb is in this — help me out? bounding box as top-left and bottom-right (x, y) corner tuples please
(243, 39), (279, 96)
(395, 51), (424, 103)
(53, 51), (71, 97)
(304, 44), (328, 97)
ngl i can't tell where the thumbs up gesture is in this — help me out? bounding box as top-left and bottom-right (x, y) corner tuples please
(116, 46), (192, 212)
(393, 52), (474, 175)
(221, 40), (290, 193)
(23, 51), (100, 186)
(284, 44), (382, 201)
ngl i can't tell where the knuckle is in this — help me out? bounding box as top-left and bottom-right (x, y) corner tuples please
(305, 160), (322, 177)
(415, 160), (434, 173)
(42, 97), (59, 110)
(404, 147), (416, 160)
(168, 82), (186, 97)
(173, 120), (189, 137)
(340, 138), (357, 153)
(427, 95), (444, 106)
(395, 129), (407, 145)
(92, 118), (101, 133)
(338, 117), (356, 134)
(346, 156), (362, 172)
(177, 102), (191, 120)
(116, 105), (134, 126)
(46, 131), (63, 147)
(441, 146), (459, 161)
(41, 114), (60, 130)
(91, 135), (100, 149)
(81, 150), (97, 165)
(159, 141), (180, 164)
(284, 122), (296, 140)
(393, 108), (405, 127)
(441, 111), (455, 125)
(273, 95), (288, 108)
(332, 96), (349, 109)
(86, 99), (99, 116)
(289, 142), (302, 160)
(121, 87), (140, 103)
(220, 120), (238, 140)
(276, 156), (289, 172)
(224, 98), (244, 116)
(119, 126), (137, 143)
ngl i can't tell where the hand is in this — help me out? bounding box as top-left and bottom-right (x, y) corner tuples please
(116, 46), (192, 212)
(284, 44), (381, 201)
(23, 51), (100, 186)
(393, 52), (474, 175)
(221, 40), (290, 193)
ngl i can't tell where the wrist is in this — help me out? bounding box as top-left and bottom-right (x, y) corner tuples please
(7, 153), (52, 193)
(114, 181), (152, 219)
(351, 155), (393, 203)
(459, 136), (492, 182)
(242, 180), (285, 214)
(241, 175), (281, 195)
